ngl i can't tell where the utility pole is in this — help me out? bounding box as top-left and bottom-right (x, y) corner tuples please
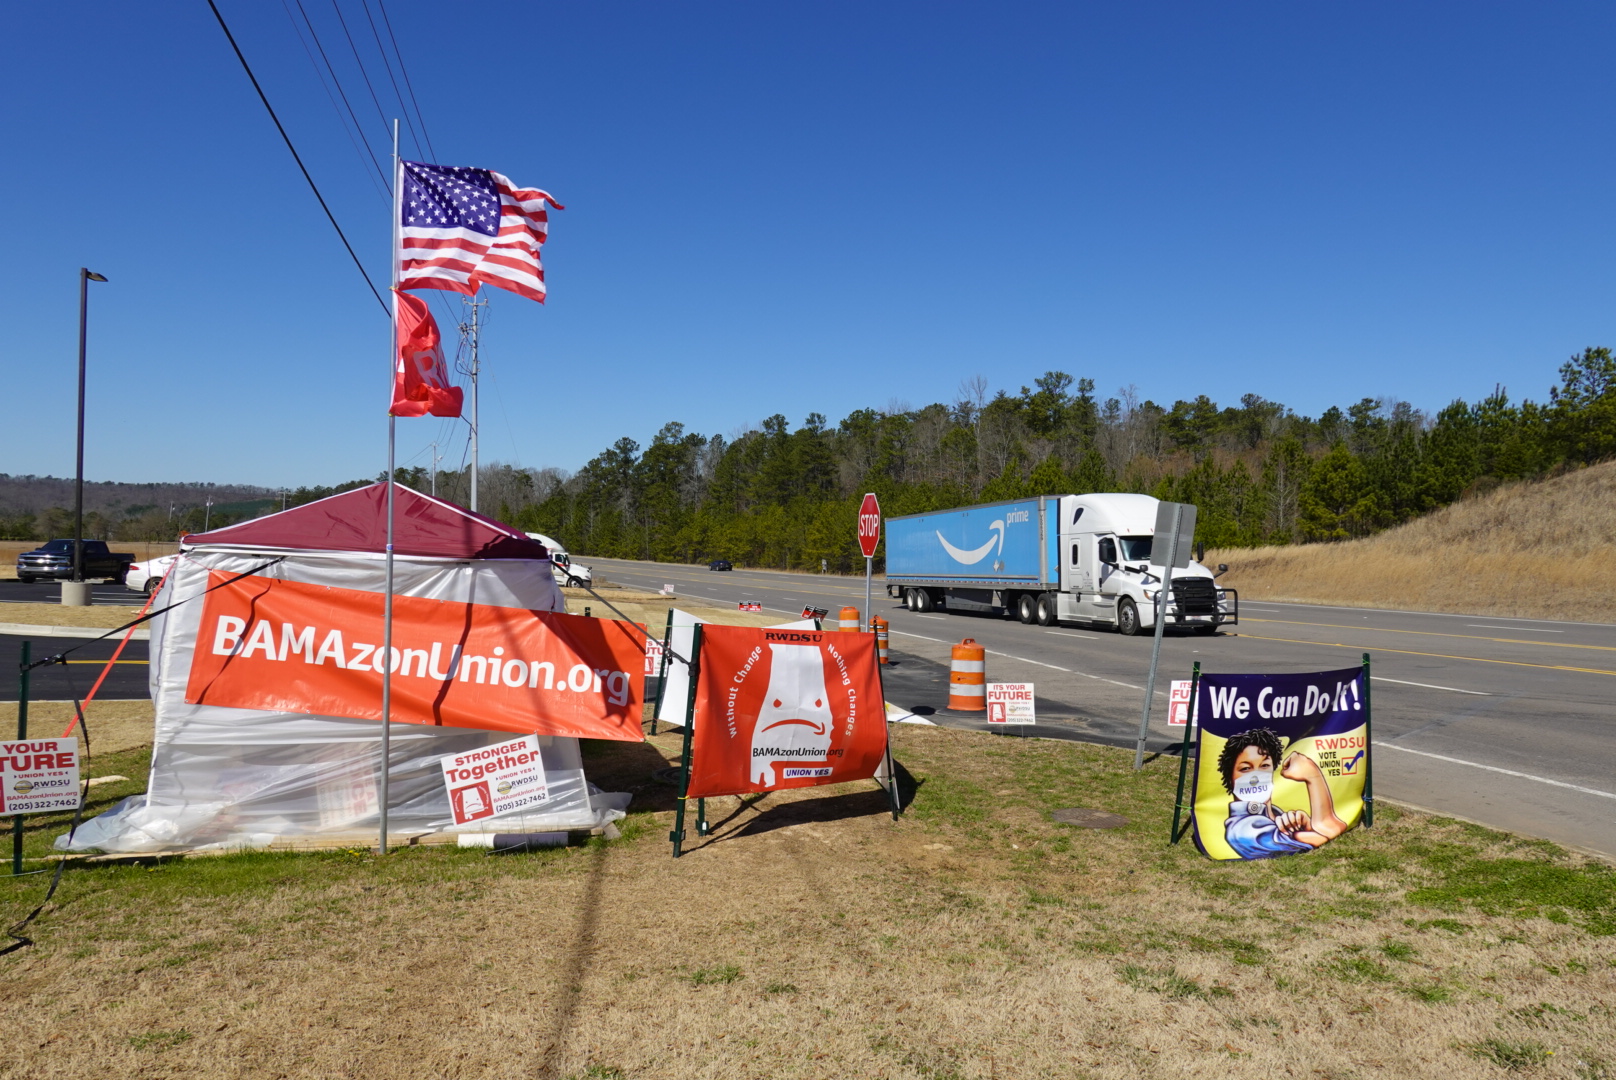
(204, 496), (214, 533)
(429, 441), (442, 497)
(460, 295), (487, 513)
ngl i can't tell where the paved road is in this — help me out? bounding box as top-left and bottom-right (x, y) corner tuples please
(1, 633), (150, 702)
(589, 557), (1616, 859)
(0, 578), (146, 607)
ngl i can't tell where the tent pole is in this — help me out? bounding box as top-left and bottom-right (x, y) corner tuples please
(379, 119), (401, 856)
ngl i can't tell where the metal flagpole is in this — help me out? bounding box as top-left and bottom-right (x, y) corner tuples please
(379, 119), (401, 855)
(466, 297), (481, 513)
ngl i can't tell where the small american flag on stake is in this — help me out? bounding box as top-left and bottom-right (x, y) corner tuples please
(398, 161), (563, 303)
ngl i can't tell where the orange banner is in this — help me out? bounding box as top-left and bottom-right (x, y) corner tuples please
(185, 573), (645, 741)
(685, 624), (887, 798)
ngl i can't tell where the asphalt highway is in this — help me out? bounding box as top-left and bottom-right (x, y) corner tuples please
(588, 557), (1616, 859)
(0, 578), (146, 606)
(0, 633), (150, 702)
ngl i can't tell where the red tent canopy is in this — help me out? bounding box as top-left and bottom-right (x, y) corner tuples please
(182, 483), (549, 561)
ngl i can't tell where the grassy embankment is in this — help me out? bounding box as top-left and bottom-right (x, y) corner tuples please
(1210, 460), (1616, 623)
(0, 716), (1611, 1077)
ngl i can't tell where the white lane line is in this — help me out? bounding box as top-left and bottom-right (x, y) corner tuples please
(877, 629), (1156, 693)
(1468, 625), (1563, 633)
(984, 649), (1151, 692)
(1045, 630), (1088, 638)
(913, 614), (946, 620)
(1378, 743), (1616, 801)
(1372, 676), (1490, 696)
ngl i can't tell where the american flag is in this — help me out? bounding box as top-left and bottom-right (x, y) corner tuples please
(397, 161), (563, 303)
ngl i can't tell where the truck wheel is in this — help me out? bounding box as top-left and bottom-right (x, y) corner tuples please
(1117, 598), (1143, 636)
(1035, 594), (1057, 626)
(915, 589), (934, 613)
(1192, 624), (1217, 636)
(1015, 594), (1036, 624)
(17, 574), (33, 584)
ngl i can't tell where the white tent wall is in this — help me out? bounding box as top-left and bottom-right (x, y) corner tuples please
(656, 612), (820, 729)
(60, 548), (631, 854)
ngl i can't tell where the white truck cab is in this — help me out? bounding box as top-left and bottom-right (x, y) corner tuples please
(1058, 493), (1233, 635)
(524, 532), (593, 588)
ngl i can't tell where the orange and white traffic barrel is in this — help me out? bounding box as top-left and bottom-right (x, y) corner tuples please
(872, 616), (889, 664)
(839, 605), (861, 631)
(948, 638), (986, 711)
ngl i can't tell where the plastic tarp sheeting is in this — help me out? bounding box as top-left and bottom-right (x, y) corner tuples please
(654, 612), (819, 728)
(59, 548), (631, 854)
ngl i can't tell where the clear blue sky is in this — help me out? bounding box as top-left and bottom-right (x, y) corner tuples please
(5, 2), (1614, 487)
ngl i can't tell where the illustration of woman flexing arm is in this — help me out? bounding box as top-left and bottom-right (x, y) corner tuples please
(1217, 728), (1349, 859)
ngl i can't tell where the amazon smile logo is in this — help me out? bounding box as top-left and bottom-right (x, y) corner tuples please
(937, 520), (1005, 565)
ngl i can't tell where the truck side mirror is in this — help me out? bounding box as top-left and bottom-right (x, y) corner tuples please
(1195, 542), (1205, 563)
(1216, 563), (1228, 577)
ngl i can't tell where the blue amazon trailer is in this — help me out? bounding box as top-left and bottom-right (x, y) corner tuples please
(885, 493), (1239, 633)
(885, 497), (1062, 616)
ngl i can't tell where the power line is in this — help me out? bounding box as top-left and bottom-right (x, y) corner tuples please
(287, 0), (391, 196)
(281, 0), (388, 200)
(329, 0), (393, 145)
(205, 0), (388, 316)
(375, 0), (437, 162)
(359, 0), (424, 161)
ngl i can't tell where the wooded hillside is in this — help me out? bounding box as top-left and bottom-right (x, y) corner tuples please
(483, 347), (1616, 571)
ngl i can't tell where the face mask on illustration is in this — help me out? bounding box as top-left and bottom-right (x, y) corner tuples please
(1233, 768), (1273, 804)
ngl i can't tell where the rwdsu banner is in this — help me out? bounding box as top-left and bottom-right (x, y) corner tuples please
(685, 624), (887, 798)
(1190, 667), (1368, 861)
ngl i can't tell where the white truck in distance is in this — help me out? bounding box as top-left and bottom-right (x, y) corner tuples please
(883, 493), (1237, 635)
(524, 532), (593, 588)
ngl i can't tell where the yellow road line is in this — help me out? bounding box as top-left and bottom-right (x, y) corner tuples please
(1243, 618), (1616, 654)
(1237, 633), (1616, 677)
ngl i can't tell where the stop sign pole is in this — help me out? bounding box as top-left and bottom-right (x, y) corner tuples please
(858, 493), (881, 630)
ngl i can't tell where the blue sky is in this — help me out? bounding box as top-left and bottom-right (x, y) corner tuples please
(5, 2), (1614, 487)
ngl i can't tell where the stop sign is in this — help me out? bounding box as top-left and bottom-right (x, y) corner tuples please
(857, 492), (881, 558)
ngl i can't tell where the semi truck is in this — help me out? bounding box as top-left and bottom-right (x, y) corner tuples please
(883, 493), (1238, 635)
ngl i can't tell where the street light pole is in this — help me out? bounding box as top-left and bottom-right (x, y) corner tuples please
(71, 268), (107, 602)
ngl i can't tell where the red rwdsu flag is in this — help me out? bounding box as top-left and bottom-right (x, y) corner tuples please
(391, 291), (463, 418)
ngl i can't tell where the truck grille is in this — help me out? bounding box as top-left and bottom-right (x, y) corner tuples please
(1171, 578), (1218, 615)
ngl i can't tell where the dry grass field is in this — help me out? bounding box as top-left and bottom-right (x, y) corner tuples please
(1210, 461), (1616, 622)
(0, 720), (1611, 1079)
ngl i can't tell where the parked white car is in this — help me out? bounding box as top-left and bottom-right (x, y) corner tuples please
(125, 553), (181, 595)
(524, 532), (593, 588)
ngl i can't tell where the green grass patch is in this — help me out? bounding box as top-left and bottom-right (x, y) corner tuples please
(128, 1029), (192, 1051)
(1118, 963), (1230, 1000)
(685, 964), (743, 986)
(1465, 1038), (1551, 1070)
(1407, 856), (1616, 934)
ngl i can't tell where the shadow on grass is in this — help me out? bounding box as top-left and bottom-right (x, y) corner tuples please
(579, 737), (683, 814)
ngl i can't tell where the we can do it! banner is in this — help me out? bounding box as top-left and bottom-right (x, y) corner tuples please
(185, 573), (645, 741)
(1189, 666), (1368, 861)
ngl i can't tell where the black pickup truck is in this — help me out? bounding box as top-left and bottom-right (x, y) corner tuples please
(16, 540), (136, 583)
